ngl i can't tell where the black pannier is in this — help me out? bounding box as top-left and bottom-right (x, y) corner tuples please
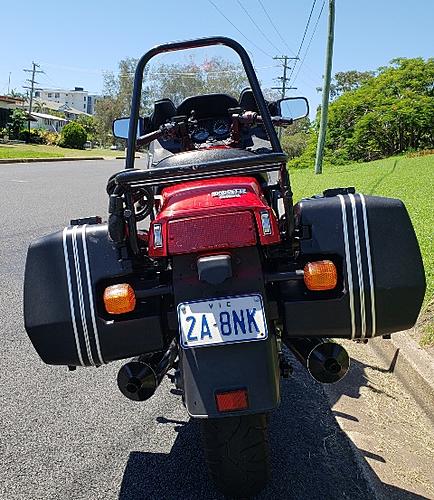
(24, 223), (164, 366)
(281, 192), (425, 340)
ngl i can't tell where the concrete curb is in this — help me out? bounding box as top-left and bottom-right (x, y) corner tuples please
(369, 331), (434, 424)
(0, 156), (105, 164)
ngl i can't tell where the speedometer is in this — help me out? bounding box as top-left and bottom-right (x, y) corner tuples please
(213, 119), (230, 136)
(192, 127), (209, 142)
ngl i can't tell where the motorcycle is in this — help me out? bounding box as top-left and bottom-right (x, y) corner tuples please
(23, 37), (425, 498)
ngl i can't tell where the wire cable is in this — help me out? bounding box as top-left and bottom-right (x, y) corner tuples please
(236, 0), (282, 54)
(291, 0), (326, 86)
(208, 0), (274, 59)
(286, 0), (318, 85)
(257, 0), (297, 57)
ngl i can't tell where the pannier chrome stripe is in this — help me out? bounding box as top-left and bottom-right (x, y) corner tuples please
(338, 195), (356, 338)
(62, 228), (84, 366)
(81, 225), (105, 365)
(359, 194), (376, 337)
(349, 194), (366, 339)
(71, 226), (95, 366)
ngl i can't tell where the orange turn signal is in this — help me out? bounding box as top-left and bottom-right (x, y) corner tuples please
(103, 283), (136, 314)
(304, 260), (338, 291)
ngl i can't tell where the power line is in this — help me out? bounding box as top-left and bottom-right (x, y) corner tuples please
(286, 0), (318, 86)
(257, 0), (297, 57)
(207, 0), (274, 59)
(291, 0), (326, 86)
(236, 0), (282, 54)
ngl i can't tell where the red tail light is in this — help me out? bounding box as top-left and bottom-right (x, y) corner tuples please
(215, 388), (249, 412)
(166, 211), (256, 255)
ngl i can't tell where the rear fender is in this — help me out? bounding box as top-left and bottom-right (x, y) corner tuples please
(172, 247), (280, 418)
(180, 335), (280, 418)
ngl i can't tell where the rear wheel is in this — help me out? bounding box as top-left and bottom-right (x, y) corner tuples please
(201, 413), (270, 498)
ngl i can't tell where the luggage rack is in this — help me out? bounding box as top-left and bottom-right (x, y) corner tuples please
(114, 152), (287, 190)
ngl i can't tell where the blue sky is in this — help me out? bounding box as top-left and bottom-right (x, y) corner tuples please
(2, 0), (433, 113)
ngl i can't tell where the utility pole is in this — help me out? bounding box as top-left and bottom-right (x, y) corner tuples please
(23, 62), (44, 139)
(7, 72), (11, 95)
(272, 55), (298, 139)
(314, 0), (335, 174)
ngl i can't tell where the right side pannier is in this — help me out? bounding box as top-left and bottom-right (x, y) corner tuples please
(281, 191), (425, 340)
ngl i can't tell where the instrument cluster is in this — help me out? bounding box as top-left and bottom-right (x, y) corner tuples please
(191, 117), (231, 143)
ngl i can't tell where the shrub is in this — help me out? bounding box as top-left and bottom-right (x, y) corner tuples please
(18, 129), (45, 144)
(59, 122), (87, 149)
(7, 109), (27, 139)
(37, 129), (59, 145)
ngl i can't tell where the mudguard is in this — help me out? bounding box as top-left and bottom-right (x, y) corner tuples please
(172, 247), (280, 418)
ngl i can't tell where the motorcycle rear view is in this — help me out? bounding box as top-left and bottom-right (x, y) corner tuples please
(23, 37), (425, 498)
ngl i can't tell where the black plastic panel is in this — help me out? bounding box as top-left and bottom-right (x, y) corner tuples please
(24, 224), (164, 366)
(282, 193), (425, 339)
(173, 248), (280, 418)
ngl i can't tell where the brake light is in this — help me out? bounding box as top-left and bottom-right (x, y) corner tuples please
(103, 283), (136, 314)
(167, 211), (256, 255)
(304, 260), (338, 291)
(215, 388), (249, 412)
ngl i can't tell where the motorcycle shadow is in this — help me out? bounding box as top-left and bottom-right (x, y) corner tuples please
(118, 355), (424, 500)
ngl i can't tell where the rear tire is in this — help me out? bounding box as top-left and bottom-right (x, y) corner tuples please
(201, 413), (270, 498)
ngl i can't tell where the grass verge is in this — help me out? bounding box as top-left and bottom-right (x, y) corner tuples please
(290, 154), (434, 346)
(0, 143), (120, 159)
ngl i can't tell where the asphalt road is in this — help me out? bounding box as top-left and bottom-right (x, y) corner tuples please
(0, 160), (375, 500)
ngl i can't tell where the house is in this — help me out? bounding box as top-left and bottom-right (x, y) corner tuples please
(29, 112), (67, 133)
(33, 87), (100, 115)
(0, 95), (26, 128)
(30, 99), (89, 121)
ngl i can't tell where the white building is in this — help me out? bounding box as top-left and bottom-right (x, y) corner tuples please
(34, 87), (99, 115)
(29, 112), (67, 133)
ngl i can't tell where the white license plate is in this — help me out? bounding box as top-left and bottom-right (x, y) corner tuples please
(178, 294), (268, 349)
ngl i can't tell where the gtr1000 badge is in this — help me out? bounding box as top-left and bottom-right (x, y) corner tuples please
(211, 188), (247, 199)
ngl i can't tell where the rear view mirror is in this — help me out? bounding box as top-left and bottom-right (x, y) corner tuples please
(276, 97), (309, 122)
(112, 117), (145, 140)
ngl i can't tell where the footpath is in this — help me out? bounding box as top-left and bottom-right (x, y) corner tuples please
(324, 337), (434, 499)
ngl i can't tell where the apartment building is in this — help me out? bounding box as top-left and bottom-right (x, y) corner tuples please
(34, 87), (99, 115)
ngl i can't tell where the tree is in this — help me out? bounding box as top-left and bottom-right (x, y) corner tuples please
(59, 122), (87, 149)
(7, 108), (27, 139)
(75, 115), (97, 143)
(95, 56), (249, 145)
(326, 58), (434, 161)
(318, 70), (375, 100)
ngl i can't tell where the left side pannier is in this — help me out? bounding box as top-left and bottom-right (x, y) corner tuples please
(24, 223), (164, 366)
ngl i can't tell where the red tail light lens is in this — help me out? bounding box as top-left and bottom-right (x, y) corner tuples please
(215, 389), (249, 412)
(167, 211), (256, 255)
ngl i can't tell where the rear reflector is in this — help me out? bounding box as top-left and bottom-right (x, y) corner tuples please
(103, 283), (136, 314)
(167, 211), (256, 255)
(304, 260), (338, 291)
(215, 388), (249, 412)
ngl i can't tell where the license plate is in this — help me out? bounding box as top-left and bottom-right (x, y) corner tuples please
(178, 294), (268, 349)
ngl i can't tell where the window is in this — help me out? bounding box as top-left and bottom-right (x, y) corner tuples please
(84, 96), (86, 102)
(83, 104), (86, 109)
(47, 93), (52, 98)
(55, 93), (60, 99)
(35, 91), (40, 97)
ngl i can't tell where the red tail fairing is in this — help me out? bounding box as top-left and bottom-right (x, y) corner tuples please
(148, 176), (280, 257)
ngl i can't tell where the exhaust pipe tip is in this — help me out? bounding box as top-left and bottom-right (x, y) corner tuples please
(307, 342), (350, 384)
(117, 360), (158, 401)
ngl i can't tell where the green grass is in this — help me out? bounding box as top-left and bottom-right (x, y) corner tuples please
(0, 144), (120, 159)
(290, 154), (434, 345)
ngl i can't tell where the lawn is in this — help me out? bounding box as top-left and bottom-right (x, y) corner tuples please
(0, 143), (120, 159)
(289, 154), (433, 345)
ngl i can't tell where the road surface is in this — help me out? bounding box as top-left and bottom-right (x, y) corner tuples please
(0, 159), (390, 499)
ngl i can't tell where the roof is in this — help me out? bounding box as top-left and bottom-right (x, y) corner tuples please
(32, 98), (90, 116)
(0, 95), (25, 104)
(30, 112), (68, 122)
